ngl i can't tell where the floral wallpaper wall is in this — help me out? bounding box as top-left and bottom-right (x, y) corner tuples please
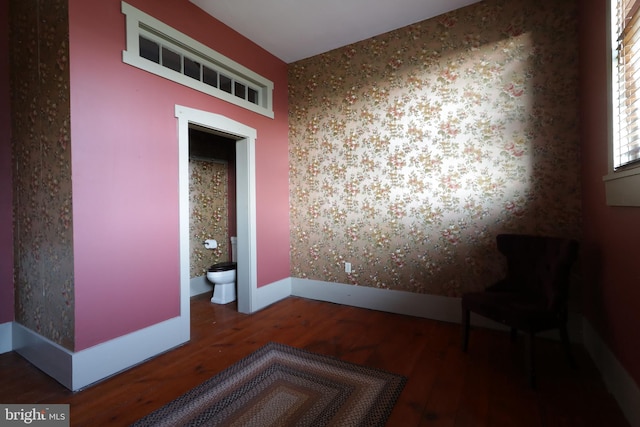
(189, 160), (230, 278)
(288, 0), (580, 297)
(10, 0), (74, 349)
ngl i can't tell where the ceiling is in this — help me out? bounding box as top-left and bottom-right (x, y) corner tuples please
(189, 0), (482, 63)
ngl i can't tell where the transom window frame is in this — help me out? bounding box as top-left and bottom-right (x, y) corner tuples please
(121, 2), (274, 119)
(605, 0), (640, 206)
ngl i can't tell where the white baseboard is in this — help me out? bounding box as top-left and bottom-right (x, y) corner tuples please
(290, 278), (583, 342)
(0, 322), (11, 354)
(12, 323), (74, 388)
(583, 319), (640, 427)
(254, 277), (291, 312)
(292, 277), (464, 322)
(13, 316), (189, 391)
(71, 316), (188, 391)
(190, 275), (212, 297)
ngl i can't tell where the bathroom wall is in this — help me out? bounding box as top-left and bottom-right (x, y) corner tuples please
(9, 0), (75, 349)
(288, 0), (581, 297)
(189, 160), (229, 277)
(0, 0), (12, 326)
(189, 128), (237, 278)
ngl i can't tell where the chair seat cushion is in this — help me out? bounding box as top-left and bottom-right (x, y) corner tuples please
(462, 291), (561, 333)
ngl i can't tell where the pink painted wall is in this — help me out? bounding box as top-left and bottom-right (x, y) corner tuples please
(68, 0), (289, 350)
(579, 0), (640, 387)
(0, 0), (13, 325)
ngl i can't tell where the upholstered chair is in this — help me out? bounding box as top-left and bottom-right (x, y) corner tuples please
(461, 234), (579, 388)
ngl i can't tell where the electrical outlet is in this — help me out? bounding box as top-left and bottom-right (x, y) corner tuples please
(345, 262), (352, 273)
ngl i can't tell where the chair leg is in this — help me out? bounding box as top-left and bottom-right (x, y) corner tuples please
(525, 332), (536, 389)
(559, 324), (577, 369)
(461, 308), (470, 352)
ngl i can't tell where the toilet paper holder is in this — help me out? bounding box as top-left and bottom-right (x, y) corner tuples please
(204, 239), (218, 249)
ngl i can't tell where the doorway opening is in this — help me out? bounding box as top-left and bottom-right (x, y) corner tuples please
(175, 105), (258, 335)
(188, 125), (236, 299)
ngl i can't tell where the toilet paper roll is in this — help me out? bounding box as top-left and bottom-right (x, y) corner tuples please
(204, 239), (218, 249)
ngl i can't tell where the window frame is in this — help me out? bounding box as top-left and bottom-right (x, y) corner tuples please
(121, 2), (274, 119)
(604, 0), (640, 206)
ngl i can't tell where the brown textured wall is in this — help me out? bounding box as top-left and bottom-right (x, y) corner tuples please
(1, 0), (13, 325)
(10, 0), (74, 349)
(189, 159), (230, 278)
(288, 0), (580, 296)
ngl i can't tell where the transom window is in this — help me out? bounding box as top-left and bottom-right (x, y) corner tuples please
(121, 2), (274, 118)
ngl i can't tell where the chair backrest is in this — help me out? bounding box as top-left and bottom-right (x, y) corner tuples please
(497, 234), (579, 313)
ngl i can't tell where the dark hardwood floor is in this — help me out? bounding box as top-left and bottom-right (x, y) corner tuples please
(0, 294), (631, 426)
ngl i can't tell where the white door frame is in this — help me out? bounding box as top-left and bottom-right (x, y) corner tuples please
(175, 105), (258, 320)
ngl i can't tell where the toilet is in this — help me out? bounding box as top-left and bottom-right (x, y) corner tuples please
(206, 236), (238, 304)
(207, 261), (237, 304)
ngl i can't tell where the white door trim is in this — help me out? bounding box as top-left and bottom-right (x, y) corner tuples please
(175, 105), (258, 315)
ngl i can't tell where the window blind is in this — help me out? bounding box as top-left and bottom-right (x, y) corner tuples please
(615, 0), (640, 168)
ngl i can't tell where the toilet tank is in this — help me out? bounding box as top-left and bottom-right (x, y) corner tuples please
(230, 236), (237, 262)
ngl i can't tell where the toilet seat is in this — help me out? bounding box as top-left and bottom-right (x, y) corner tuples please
(208, 261), (237, 272)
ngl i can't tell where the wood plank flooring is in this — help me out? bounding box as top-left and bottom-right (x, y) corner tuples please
(0, 294), (631, 426)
